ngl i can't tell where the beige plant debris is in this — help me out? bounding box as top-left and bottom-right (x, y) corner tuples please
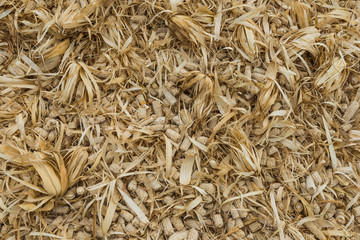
(0, 0), (360, 239)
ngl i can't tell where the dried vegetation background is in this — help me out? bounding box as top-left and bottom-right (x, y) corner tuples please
(0, 0), (360, 239)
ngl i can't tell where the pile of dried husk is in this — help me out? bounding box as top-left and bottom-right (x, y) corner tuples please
(1, 0), (360, 239)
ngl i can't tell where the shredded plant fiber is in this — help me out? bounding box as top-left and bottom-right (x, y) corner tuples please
(0, 0), (360, 239)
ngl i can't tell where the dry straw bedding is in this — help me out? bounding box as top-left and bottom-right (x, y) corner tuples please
(0, 0), (360, 239)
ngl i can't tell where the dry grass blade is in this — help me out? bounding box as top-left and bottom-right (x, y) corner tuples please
(30, 152), (62, 196)
(102, 180), (119, 235)
(180, 155), (195, 185)
(180, 72), (214, 118)
(119, 188), (149, 224)
(315, 57), (347, 92)
(233, 19), (265, 60)
(65, 147), (88, 187)
(170, 15), (208, 46)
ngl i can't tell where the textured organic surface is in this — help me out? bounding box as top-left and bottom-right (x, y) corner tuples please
(0, 0), (360, 239)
